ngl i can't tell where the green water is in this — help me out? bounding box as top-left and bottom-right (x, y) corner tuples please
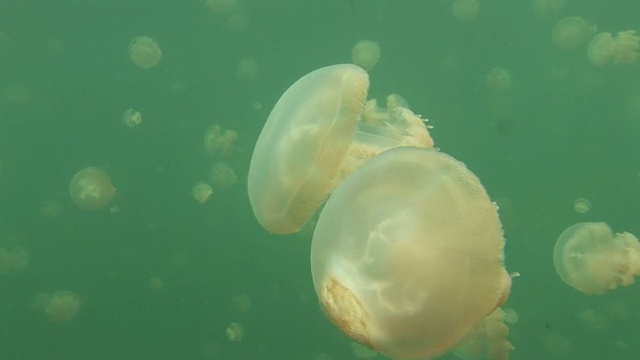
(0, 0), (639, 359)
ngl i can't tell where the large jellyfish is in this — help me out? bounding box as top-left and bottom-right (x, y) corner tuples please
(247, 64), (433, 234)
(310, 147), (511, 360)
(587, 30), (640, 66)
(553, 222), (640, 295)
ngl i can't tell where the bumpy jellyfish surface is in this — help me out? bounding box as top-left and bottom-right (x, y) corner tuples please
(248, 64), (433, 235)
(553, 222), (640, 295)
(310, 146), (511, 360)
(453, 307), (514, 360)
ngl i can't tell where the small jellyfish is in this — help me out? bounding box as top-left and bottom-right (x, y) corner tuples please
(588, 30), (640, 66)
(230, 294), (252, 313)
(123, 108), (142, 127)
(553, 222), (640, 294)
(578, 308), (609, 330)
(0, 246), (29, 274)
(45, 291), (81, 323)
(247, 64), (434, 234)
(532, 0), (565, 20)
(192, 181), (213, 203)
(351, 40), (380, 72)
(485, 67), (512, 91)
(226, 322), (244, 342)
(453, 307), (514, 360)
(204, 124), (237, 157)
(208, 162), (237, 189)
(551, 17), (597, 50)
(69, 167), (116, 210)
(452, 0), (479, 22)
(573, 198), (591, 214)
(502, 308), (519, 325)
(129, 36), (162, 69)
(311, 147), (511, 359)
(149, 276), (165, 290)
(237, 58), (259, 81)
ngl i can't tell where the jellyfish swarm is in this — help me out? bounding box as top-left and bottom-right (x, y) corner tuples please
(310, 147), (511, 360)
(588, 30), (640, 66)
(553, 222), (640, 295)
(247, 64), (434, 234)
(69, 167), (116, 210)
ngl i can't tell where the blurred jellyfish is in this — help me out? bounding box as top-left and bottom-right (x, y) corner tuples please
(230, 294), (252, 313)
(45, 291), (81, 323)
(208, 162), (237, 189)
(452, 0), (479, 22)
(485, 67), (512, 91)
(351, 40), (380, 72)
(453, 307), (514, 360)
(149, 276), (165, 290)
(551, 17), (597, 50)
(40, 199), (63, 218)
(385, 93), (409, 109)
(311, 147), (511, 359)
(532, 0), (565, 20)
(204, 124), (237, 157)
(0, 246), (29, 274)
(226, 322), (244, 342)
(578, 308), (609, 330)
(502, 307), (519, 325)
(129, 36), (162, 69)
(553, 222), (640, 294)
(351, 342), (378, 358)
(123, 108), (142, 127)
(573, 198), (591, 214)
(588, 30), (640, 66)
(192, 181), (213, 203)
(205, 0), (239, 15)
(237, 58), (259, 81)
(69, 167), (116, 210)
(543, 331), (572, 357)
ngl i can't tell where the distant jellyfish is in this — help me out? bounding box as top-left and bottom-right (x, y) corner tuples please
(543, 331), (572, 357)
(69, 167), (116, 210)
(204, 125), (237, 157)
(248, 64), (434, 234)
(532, 0), (565, 20)
(230, 294), (252, 313)
(588, 30), (640, 66)
(311, 147), (511, 359)
(573, 198), (591, 214)
(502, 307), (519, 325)
(226, 322), (244, 342)
(237, 58), (259, 81)
(40, 199), (63, 218)
(123, 108), (142, 127)
(578, 308), (609, 330)
(453, 307), (514, 360)
(205, 0), (239, 15)
(45, 291), (81, 323)
(192, 181), (213, 203)
(351, 40), (380, 72)
(149, 276), (165, 290)
(553, 222), (640, 294)
(551, 17), (597, 50)
(129, 36), (162, 69)
(208, 162), (237, 189)
(0, 246), (29, 274)
(452, 0), (479, 22)
(485, 67), (512, 90)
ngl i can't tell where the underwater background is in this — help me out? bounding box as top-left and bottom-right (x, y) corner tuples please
(1, 0), (640, 359)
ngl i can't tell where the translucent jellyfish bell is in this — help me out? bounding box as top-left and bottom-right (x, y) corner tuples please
(553, 222), (640, 295)
(311, 147), (511, 360)
(248, 64), (434, 234)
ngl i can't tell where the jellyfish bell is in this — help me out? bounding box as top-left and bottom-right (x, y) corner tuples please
(45, 290), (81, 323)
(311, 147), (511, 359)
(588, 30), (640, 66)
(351, 40), (380, 72)
(551, 17), (597, 50)
(123, 108), (142, 127)
(553, 222), (640, 295)
(247, 64), (434, 234)
(69, 167), (116, 210)
(452, 0), (479, 22)
(129, 35), (162, 69)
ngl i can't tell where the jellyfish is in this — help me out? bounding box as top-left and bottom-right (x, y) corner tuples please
(553, 222), (640, 295)
(532, 0), (565, 20)
(351, 40), (380, 72)
(204, 124), (237, 157)
(192, 181), (213, 203)
(237, 58), (259, 81)
(69, 167), (116, 210)
(310, 147), (511, 359)
(45, 290), (81, 323)
(573, 198), (591, 214)
(485, 68), (512, 91)
(226, 322), (244, 342)
(123, 108), (142, 127)
(247, 64), (434, 234)
(551, 17), (597, 50)
(129, 36), (162, 69)
(208, 161), (237, 189)
(230, 294), (252, 313)
(588, 30), (640, 66)
(452, 0), (479, 22)
(453, 307), (514, 360)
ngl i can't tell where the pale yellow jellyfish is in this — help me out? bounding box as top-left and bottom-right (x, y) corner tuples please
(573, 198), (591, 214)
(247, 64), (434, 234)
(553, 222), (640, 294)
(485, 67), (512, 90)
(452, 0), (479, 22)
(69, 167), (116, 210)
(351, 40), (380, 72)
(230, 294), (252, 313)
(502, 308), (519, 325)
(551, 17), (597, 50)
(453, 307), (514, 360)
(0, 246), (29, 274)
(204, 124), (237, 157)
(237, 58), (259, 81)
(129, 36), (162, 69)
(192, 181), (213, 203)
(226, 322), (244, 342)
(311, 147), (511, 359)
(123, 108), (142, 127)
(532, 0), (565, 20)
(208, 162), (237, 189)
(588, 30), (640, 66)
(45, 290), (81, 323)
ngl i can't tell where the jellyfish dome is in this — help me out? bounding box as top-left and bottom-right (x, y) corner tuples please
(248, 64), (434, 234)
(310, 146), (511, 360)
